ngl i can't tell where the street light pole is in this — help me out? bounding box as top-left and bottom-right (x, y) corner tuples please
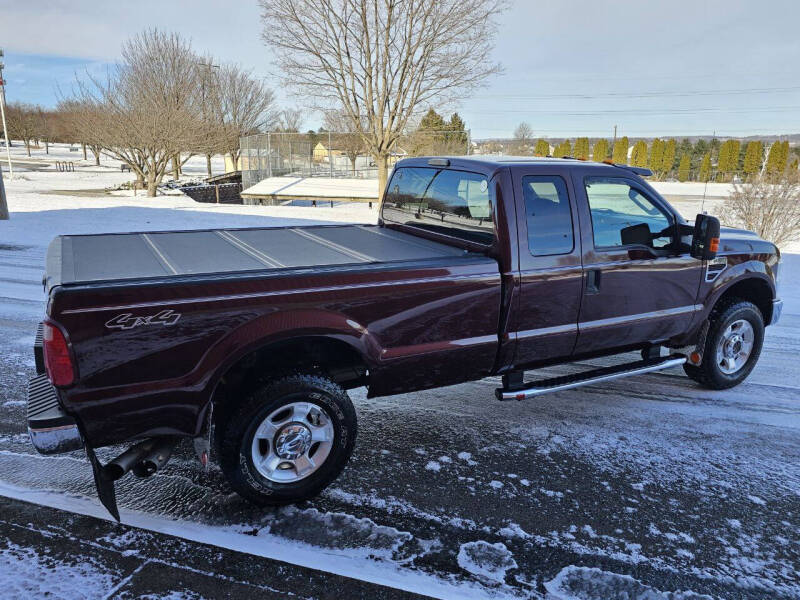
(0, 49), (13, 180)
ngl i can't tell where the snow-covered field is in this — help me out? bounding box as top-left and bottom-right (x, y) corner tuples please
(0, 144), (798, 599)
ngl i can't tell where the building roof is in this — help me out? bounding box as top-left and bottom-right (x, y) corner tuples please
(241, 177), (379, 200)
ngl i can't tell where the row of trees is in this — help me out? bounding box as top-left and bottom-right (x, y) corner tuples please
(510, 123), (799, 182)
(62, 30), (279, 196)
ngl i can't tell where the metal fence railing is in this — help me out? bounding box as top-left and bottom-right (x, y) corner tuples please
(240, 130), (471, 190)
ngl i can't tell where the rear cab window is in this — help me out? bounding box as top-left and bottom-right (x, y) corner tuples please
(382, 167), (495, 245)
(522, 175), (574, 256)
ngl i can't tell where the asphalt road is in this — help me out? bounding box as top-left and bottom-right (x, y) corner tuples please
(1, 243), (798, 599)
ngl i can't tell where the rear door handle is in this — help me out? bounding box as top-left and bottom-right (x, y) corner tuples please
(586, 269), (601, 294)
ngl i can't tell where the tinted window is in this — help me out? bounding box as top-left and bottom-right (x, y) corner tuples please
(522, 175), (574, 256)
(382, 167), (494, 245)
(584, 178), (672, 249)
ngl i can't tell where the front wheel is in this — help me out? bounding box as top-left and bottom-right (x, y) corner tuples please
(683, 299), (764, 390)
(219, 374), (357, 506)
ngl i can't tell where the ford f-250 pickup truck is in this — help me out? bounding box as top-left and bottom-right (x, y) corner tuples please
(27, 156), (782, 520)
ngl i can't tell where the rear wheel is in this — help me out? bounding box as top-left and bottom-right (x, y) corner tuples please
(219, 374), (357, 506)
(683, 299), (764, 390)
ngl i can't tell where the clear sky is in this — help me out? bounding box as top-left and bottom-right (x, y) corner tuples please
(1, 0), (798, 139)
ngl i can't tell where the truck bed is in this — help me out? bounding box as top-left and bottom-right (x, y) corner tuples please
(45, 224), (467, 288)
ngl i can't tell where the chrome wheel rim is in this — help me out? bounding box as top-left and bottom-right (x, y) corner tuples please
(716, 319), (754, 375)
(251, 401), (334, 483)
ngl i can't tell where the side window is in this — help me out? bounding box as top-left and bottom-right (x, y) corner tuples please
(584, 178), (673, 249)
(522, 175), (574, 256)
(383, 167), (494, 244)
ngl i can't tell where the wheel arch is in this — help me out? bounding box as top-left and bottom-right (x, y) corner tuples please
(207, 333), (370, 435)
(711, 274), (774, 324)
(193, 309), (377, 438)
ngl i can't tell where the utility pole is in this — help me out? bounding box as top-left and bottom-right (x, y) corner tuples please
(0, 161), (8, 220)
(612, 124), (617, 148)
(0, 49), (13, 180)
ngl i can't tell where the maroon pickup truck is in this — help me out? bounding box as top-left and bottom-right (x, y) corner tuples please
(27, 156), (782, 519)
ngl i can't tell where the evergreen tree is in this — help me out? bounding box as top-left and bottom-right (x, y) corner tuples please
(534, 138), (550, 157)
(661, 139), (677, 176)
(699, 153), (711, 182)
(592, 139), (609, 162)
(717, 140), (740, 181)
(446, 112), (468, 148)
(677, 153), (690, 182)
(612, 136), (629, 164)
(553, 139), (572, 157)
(678, 138), (693, 160)
(419, 108), (446, 131)
(765, 141), (789, 174)
(742, 140), (764, 177)
(648, 138), (664, 172)
(573, 137), (590, 160)
(630, 140), (648, 167)
(693, 139), (709, 164)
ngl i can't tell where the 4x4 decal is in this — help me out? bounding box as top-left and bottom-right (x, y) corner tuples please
(105, 309), (181, 330)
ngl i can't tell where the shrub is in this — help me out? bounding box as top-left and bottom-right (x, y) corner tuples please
(726, 173), (800, 247)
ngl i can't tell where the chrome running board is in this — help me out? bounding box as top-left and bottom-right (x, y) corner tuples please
(496, 356), (687, 401)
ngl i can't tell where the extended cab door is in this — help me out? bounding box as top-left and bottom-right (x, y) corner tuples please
(572, 172), (703, 354)
(511, 167), (583, 368)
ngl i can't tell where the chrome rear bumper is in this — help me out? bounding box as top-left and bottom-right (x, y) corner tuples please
(27, 374), (83, 454)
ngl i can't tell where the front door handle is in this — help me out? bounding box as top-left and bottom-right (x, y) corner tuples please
(586, 269), (601, 294)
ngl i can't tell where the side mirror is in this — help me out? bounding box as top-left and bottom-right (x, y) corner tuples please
(690, 214), (720, 260)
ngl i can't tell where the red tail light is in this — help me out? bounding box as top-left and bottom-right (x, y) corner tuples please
(43, 321), (75, 387)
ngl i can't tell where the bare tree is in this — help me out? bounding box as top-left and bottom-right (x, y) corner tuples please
(277, 108), (304, 133)
(74, 30), (204, 196)
(214, 64), (278, 166)
(726, 173), (800, 247)
(513, 122), (533, 155)
(324, 109), (366, 175)
(260, 0), (508, 194)
(55, 100), (103, 164)
(6, 102), (39, 156)
(36, 109), (56, 154)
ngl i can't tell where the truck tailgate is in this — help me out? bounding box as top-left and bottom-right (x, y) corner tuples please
(45, 224), (466, 288)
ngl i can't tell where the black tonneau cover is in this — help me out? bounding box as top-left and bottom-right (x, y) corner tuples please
(45, 224), (466, 288)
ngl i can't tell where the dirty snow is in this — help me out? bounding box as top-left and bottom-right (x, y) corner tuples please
(544, 565), (713, 600)
(0, 542), (120, 599)
(457, 541), (517, 585)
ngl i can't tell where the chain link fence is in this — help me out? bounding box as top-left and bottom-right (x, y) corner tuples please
(240, 130), (471, 190)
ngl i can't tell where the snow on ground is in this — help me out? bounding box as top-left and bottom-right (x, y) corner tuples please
(0, 149), (799, 599)
(0, 541), (121, 599)
(544, 565), (713, 600)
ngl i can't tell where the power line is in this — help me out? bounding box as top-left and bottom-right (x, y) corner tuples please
(472, 85), (800, 101)
(468, 105), (800, 116)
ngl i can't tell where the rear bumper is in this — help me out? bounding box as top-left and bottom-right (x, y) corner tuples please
(770, 299), (783, 326)
(27, 374), (83, 454)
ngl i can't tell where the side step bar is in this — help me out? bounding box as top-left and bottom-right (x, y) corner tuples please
(496, 355), (687, 401)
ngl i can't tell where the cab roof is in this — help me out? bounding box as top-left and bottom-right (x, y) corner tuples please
(395, 155), (652, 178)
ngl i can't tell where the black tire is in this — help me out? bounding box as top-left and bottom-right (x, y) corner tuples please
(683, 299), (764, 390)
(219, 374), (357, 506)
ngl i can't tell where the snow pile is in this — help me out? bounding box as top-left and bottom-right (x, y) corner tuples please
(544, 565), (714, 600)
(0, 542), (119, 599)
(456, 540), (517, 585)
